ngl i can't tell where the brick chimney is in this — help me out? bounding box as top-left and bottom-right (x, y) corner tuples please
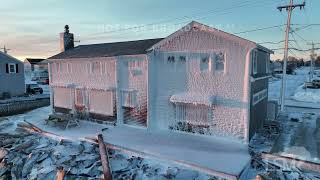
(60, 25), (74, 52)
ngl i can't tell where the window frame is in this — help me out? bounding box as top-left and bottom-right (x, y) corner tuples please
(200, 56), (211, 72)
(214, 52), (226, 73)
(8, 63), (17, 74)
(266, 54), (270, 74)
(252, 50), (258, 75)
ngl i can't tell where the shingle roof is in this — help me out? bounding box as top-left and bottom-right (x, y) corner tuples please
(0, 51), (22, 64)
(25, 58), (46, 64)
(48, 38), (164, 59)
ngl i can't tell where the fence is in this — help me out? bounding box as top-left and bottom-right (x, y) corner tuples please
(0, 97), (50, 117)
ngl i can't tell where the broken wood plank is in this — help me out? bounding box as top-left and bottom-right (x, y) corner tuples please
(261, 152), (320, 173)
(97, 134), (112, 180)
(57, 167), (65, 180)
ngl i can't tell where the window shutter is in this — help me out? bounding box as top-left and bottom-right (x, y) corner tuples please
(6, 64), (9, 73)
(16, 64), (19, 73)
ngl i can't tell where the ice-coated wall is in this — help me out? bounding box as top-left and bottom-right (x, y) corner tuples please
(148, 27), (256, 141)
(50, 57), (117, 116)
(117, 55), (148, 126)
(50, 55), (148, 124)
(50, 57), (117, 89)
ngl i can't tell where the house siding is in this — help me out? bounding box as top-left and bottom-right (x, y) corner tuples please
(148, 29), (255, 141)
(0, 58), (25, 97)
(249, 49), (270, 139)
(50, 55), (148, 125)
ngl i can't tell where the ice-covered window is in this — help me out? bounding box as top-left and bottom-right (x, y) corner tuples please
(101, 62), (106, 74)
(121, 89), (138, 108)
(200, 57), (210, 72)
(92, 62), (101, 74)
(179, 56), (186, 63)
(266, 54), (270, 74)
(253, 89), (267, 105)
(167, 56), (175, 63)
(75, 89), (84, 106)
(55, 63), (61, 73)
(252, 50), (258, 74)
(174, 103), (211, 126)
(215, 52), (225, 72)
(67, 63), (72, 73)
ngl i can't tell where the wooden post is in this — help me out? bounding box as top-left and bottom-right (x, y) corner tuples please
(57, 166), (65, 180)
(97, 134), (112, 180)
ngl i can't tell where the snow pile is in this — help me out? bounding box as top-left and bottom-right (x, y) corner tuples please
(268, 68), (309, 100)
(292, 85), (320, 103)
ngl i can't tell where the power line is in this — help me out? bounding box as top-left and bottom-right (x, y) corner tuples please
(277, 0), (306, 112)
(81, 0), (279, 40)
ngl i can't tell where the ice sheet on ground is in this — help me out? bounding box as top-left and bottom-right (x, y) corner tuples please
(102, 125), (250, 176)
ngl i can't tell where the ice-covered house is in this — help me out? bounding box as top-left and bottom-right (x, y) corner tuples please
(48, 21), (272, 142)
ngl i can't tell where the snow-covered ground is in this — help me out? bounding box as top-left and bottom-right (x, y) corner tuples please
(268, 67), (309, 101)
(3, 106), (249, 179)
(292, 85), (320, 103)
(269, 67), (320, 107)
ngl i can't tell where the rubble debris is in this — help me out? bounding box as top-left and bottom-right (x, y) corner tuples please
(0, 127), (218, 179)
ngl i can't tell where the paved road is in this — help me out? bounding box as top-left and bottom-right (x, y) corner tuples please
(271, 106), (320, 163)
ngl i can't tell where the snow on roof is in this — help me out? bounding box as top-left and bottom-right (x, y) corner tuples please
(170, 92), (215, 106)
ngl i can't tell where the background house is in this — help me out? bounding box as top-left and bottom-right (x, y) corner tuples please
(24, 58), (48, 83)
(0, 51), (25, 99)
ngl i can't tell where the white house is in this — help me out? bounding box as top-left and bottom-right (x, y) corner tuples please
(48, 21), (273, 142)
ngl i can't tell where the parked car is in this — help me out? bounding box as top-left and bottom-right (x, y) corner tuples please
(312, 78), (320, 88)
(26, 84), (43, 94)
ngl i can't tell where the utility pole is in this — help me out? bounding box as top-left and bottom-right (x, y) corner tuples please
(0, 45), (11, 54)
(307, 42), (320, 81)
(277, 0), (305, 112)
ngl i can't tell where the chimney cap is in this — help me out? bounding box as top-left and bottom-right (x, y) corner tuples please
(64, 25), (70, 33)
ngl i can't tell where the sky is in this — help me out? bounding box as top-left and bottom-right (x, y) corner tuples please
(0, 0), (319, 61)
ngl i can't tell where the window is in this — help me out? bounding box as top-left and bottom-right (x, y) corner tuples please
(266, 54), (270, 73)
(87, 63), (91, 74)
(167, 56), (175, 63)
(75, 89), (84, 106)
(200, 57), (210, 72)
(55, 63), (61, 73)
(253, 89), (267, 105)
(92, 62), (101, 74)
(67, 63), (72, 73)
(215, 52), (225, 72)
(252, 51), (258, 74)
(8, 63), (17, 73)
(179, 56), (186, 63)
(121, 89), (138, 108)
(174, 103), (211, 126)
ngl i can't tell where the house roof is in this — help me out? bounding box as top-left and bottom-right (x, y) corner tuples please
(0, 51), (22, 64)
(48, 38), (164, 60)
(149, 21), (274, 54)
(25, 58), (46, 64)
